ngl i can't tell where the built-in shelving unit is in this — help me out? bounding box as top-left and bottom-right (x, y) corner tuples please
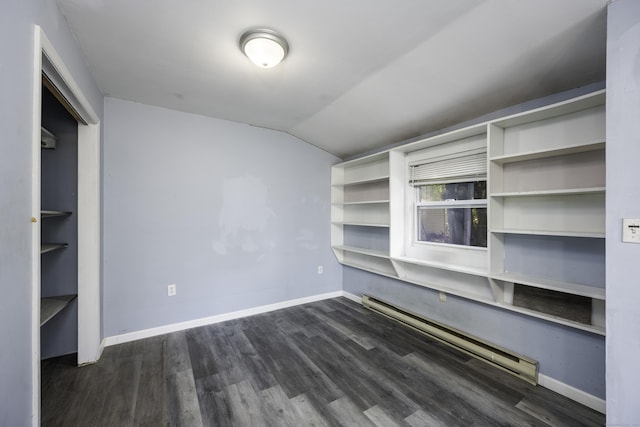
(331, 152), (395, 277)
(331, 89), (606, 335)
(488, 90), (606, 334)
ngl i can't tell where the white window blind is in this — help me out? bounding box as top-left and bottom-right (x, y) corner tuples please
(409, 150), (487, 186)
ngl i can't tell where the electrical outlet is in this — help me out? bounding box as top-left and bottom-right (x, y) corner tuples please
(439, 292), (447, 303)
(168, 284), (176, 296)
(317, 265), (323, 274)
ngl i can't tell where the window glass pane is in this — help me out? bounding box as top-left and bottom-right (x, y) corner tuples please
(418, 181), (486, 202)
(417, 207), (487, 247)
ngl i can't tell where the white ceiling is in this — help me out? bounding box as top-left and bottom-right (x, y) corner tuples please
(56, 0), (608, 158)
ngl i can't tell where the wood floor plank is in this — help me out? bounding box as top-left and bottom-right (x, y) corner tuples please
(516, 392), (604, 427)
(166, 368), (204, 427)
(365, 405), (411, 427)
(258, 385), (302, 427)
(288, 393), (332, 427)
(291, 331), (420, 420)
(186, 327), (220, 380)
(132, 335), (167, 426)
(405, 408), (450, 427)
(195, 375), (233, 427)
(165, 331), (193, 373)
(225, 379), (267, 427)
(404, 351), (546, 426)
(305, 304), (377, 350)
(221, 324), (277, 391)
(243, 324), (343, 403)
(326, 397), (377, 427)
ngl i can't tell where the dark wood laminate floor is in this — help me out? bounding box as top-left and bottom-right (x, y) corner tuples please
(41, 297), (605, 426)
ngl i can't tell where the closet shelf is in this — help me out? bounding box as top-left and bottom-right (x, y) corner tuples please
(41, 210), (72, 218)
(490, 141), (604, 164)
(41, 243), (69, 254)
(41, 126), (56, 149)
(491, 272), (605, 300)
(41, 295), (76, 326)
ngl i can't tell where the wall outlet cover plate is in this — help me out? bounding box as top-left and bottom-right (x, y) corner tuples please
(622, 219), (640, 243)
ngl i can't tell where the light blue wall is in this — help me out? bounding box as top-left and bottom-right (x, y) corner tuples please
(0, 1), (103, 425)
(102, 98), (342, 336)
(342, 85), (608, 400)
(606, 0), (640, 423)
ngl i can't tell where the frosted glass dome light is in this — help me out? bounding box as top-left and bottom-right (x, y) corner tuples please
(240, 29), (289, 68)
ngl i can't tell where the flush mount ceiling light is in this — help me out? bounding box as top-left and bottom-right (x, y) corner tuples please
(239, 29), (289, 68)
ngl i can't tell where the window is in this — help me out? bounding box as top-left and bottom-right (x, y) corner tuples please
(409, 148), (487, 249)
(416, 181), (487, 247)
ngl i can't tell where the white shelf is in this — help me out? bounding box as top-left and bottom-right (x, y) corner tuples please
(490, 229), (605, 239)
(339, 176), (389, 186)
(332, 221), (390, 228)
(393, 255), (487, 277)
(41, 210), (72, 218)
(491, 272), (605, 300)
(335, 200), (390, 206)
(491, 187), (605, 197)
(490, 90), (605, 129)
(41, 295), (76, 326)
(490, 141), (604, 164)
(332, 245), (390, 259)
(342, 261), (398, 279)
(41, 243), (69, 254)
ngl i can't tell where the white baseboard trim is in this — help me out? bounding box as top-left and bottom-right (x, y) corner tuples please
(342, 290), (362, 304)
(104, 290), (345, 347)
(538, 373), (605, 414)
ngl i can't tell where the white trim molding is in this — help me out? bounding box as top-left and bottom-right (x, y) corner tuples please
(538, 373), (605, 414)
(104, 291), (345, 347)
(342, 290), (362, 304)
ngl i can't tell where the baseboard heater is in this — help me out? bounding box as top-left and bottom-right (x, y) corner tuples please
(362, 295), (538, 385)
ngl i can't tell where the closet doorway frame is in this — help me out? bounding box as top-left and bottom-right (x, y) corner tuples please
(30, 26), (101, 426)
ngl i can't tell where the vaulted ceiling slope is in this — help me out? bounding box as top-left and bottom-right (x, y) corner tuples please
(57, 0), (607, 158)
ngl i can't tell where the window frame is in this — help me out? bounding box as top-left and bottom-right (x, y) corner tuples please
(402, 135), (489, 269)
(414, 182), (488, 249)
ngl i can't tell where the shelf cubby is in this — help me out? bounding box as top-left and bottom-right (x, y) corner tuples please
(490, 272), (604, 300)
(490, 193), (604, 237)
